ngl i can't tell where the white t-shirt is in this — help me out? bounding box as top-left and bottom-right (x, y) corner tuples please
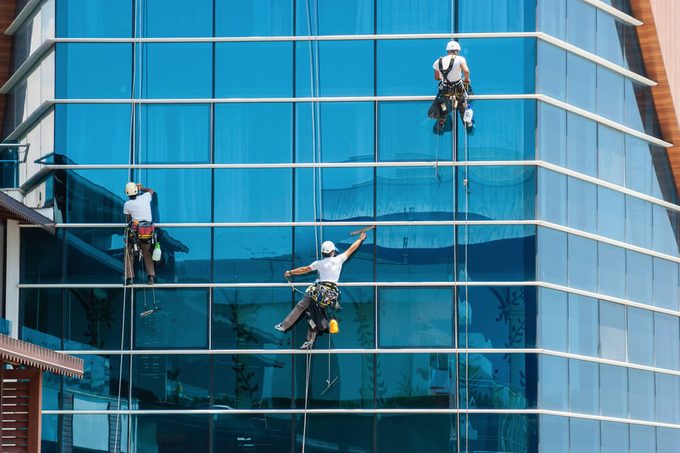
(123, 192), (153, 222)
(309, 253), (348, 283)
(433, 55), (467, 83)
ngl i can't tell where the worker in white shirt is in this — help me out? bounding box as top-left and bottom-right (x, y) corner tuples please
(123, 182), (156, 285)
(430, 40), (473, 130)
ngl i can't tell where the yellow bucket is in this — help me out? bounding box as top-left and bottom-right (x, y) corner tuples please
(329, 319), (339, 334)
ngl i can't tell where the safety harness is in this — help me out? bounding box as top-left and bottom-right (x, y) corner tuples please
(438, 56), (463, 91)
(304, 281), (341, 333)
(127, 220), (157, 261)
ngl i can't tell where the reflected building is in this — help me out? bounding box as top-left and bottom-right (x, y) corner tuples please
(1, 0), (680, 452)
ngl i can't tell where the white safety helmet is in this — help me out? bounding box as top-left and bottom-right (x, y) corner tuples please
(321, 240), (337, 255)
(446, 40), (461, 53)
(125, 182), (139, 197)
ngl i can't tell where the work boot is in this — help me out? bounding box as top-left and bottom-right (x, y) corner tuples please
(147, 275), (155, 285)
(125, 278), (133, 286)
(299, 340), (314, 349)
(274, 323), (285, 332)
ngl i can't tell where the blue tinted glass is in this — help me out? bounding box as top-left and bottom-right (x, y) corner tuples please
(297, 102), (374, 163)
(57, 0), (132, 37)
(627, 307), (654, 366)
(55, 104), (131, 164)
(538, 102), (567, 165)
(598, 243), (625, 298)
(136, 169), (212, 222)
(377, 226), (453, 282)
(296, 41), (373, 96)
(567, 55), (596, 112)
(140, 0), (212, 37)
(538, 227), (567, 285)
(215, 103), (292, 164)
(214, 169), (291, 222)
(539, 355), (568, 410)
(462, 414), (537, 453)
(378, 101), (451, 161)
(64, 228), (126, 283)
(136, 104), (210, 163)
(538, 0), (566, 39)
(597, 67), (624, 123)
(598, 125), (624, 185)
(134, 289), (209, 348)
(377, 40), (442, 96)
(568, 236), (597, 292)
(20, 229), (62, 283)
(20, 288), (62, 348)
(65, 355), (129, 411)
(377, 414), (457, 452)
(629, 369), (655, 420)
(68, 414), (129, 451)
(626, 196), (652, 249)
(216, 0), (293, 36)
(597, 186), (625, 242)
(460, 100), (536, 161)
(657, 427), (680, 453)
(376, 0), (450, 33)
(377, 353), (453, 408)
(378, 167), (452, 221)
(134, 415), (209, 452)
(630, 424), (656, 453)
(625, 78), (645, 132)
(569, 359), (599, 414)
(297, 167), (373, 221)
(295, 0), (373, 34)
(459, 0), (535, 32)
(600, 300), (626, 361)
(538, 288), (567, 350)
(132, 355), (209, 409)
(295, 414), (373, 453)
(653, 258), (679, 311)
(216, 42), (293, 97)
(539, 169), (567, 224)
(379, 288), (453, 347)
(566, 113), (597, 176)
(656, 374), (680, 423)
(626, 251), (653, 304)
(214, 414), (292, 451)
(626, 135), (653, 194)
(567, 0), (596, 53)
(139, 43), (212, 98)
(460, 353), (534, 409)
(56, 44), (131, 98)
(537, 42), (566, 99)
(600, 364), (628, 418)
(568, 295), (598, 356)
(539, 415), (568, 453)
(654, 313), (680, 370)
(58, 169), (129, 224)
(601, 421), (629, 453)
(653, 205), (678, 257)
(567, 178), (597, 233)
(597, 11), (625, 66)
(154, 228), (211, 283)
(462, 166), (535, 221)
(63, 288), (129, 350)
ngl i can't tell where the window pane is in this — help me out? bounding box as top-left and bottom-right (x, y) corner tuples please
(601, 421), (629, 453)
(537, 42), (566, 100)
(463, 166), (535, 221)
(568, 295), (598, 356)
(627, 307), (654, 366)
(57, 0), (132, 37)
(630, 424), (656, 453)
(139, 43), (212, 99)
(599, 300), (626, 360)
(214, 414), (292, 451)
(569, 418), (599, 453)
(538, 227), (567, 285)
(295, 0), (373, 35)
(657, 427), (680, 453)
(20, 288), (62, 349)
(598, 125), (624, 185)
(597, 10), (624, 66)
(56, 169), (129, 224)
(600, 364), (627, 418)
(296, 41), (373, 96)
(654, 313), (680, 370)
(567, 178), (597, 233)
(140, 0), (212, 37)
(216, 0), (293, 36)
(154, 227), (211, 283)
(597, 67), (624, 123)
(377, 354), (454, 409)
(216, 42), (293, 97)
(538, 288), (567, 351)
(56, 44), (131, 98)
(64, 288), (130, 350)
(597, 186), (625, 242)
(297, 167), (373, 221)
(537, 102), (566, 165)
(598, 243), (625, 299)
(458, 0), (535, 32)
(539, 169), (567, 225)
(567, 55), (596, 112)
(626, 135), (653, 194)
(539, 355), (568, 410)
(132, 355), (209, 409)
(376, 0), (450, 34)
(539, 415), (568, 453)
(378, 166), (453, 221)
(294, 414), (373, 453)
(653, 205), (678, 257)
(566, 112), (597, 176)
(567, 0), (596, 53)
(137, 169), (212, 223)
(653, 257), (679, 311)
(65, 355), (130, 413)
(569, 359), (599, 414)
(568, 236), (597, 292)
(377, 40), (441, 96)
(133, 415), (209, 452)
(215, 169), (292, 222)
(629, 369), (654, 420)
(626, 251), (653, 305)
(655, 374), (680, 423)
(538, 0), (566, 39)
(20, 229), (63, 283)
(461, 353), (535, 409)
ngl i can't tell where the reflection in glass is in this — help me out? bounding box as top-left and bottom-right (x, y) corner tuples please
(133, 415), (209, 452)
(64, 288), (129, 350)
(56, 44), (132, 98)
(20, 228), (63, 283)
(377, 354), (454, 409)
(215, 169), (292, 222)
(55, 168), (128, 224)
(136, 169), (212, 223)
(377, 167), (452, 221)
(20, 288), (62, 349)
(132, 355), (209, 409)
(377, 414), (456, 452)
(214, 354), (291, 408)
(64, 355), (130, 413)
(462, 166), (535, 221)
(463, 413), (537, 453)
(294, 414), (373, 453)
(460, 353), (536, 409)
(297, 167), (374, 222)
(295, 0), (373, 35)
(71, 414), (129, 452)
(459, 38), (535, 94)
(216, 42), (293, 97)
(458, 0), (535, 32)
(213, 413), (292, 451)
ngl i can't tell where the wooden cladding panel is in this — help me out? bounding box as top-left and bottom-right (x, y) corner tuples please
(1, 367), (41, 453)
(0, 1), (17, 136)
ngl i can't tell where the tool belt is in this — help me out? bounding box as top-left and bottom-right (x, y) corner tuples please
(306, 281), (340, 308)
(128, 220), (156, 244)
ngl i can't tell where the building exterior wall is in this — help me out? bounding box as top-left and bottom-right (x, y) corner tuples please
(3, 0), (680, 451)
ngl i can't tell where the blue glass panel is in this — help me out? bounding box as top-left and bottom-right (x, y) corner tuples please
(132, 355), (209, 409)
(57, 0), (132, 37)
(628, 307), (654, 366)
(599, 300), (626, 361)
(568, 295), (598, 356)
(568, 236), (597, 292)
(539, 169), (567, 224)
(376, 226), (454, 282)
(538, 288), (567, 351)
(136, 104), (210, 163)
(538, 227), (567, 285)
(294, 414), (372, 453)
(569, 359), (599, 414)
(55, 104), (131, 164)
(71, 414), (129, 451)
(63, 288), (130, 350)
(57, 169), (129, 224)
(295, 0), (373, 35)
(378, 167), (452, 221)
(626, 251), (652, 304)
(539, 355), (568, 410)
(216, 0), (293, 36)
(320, 286), (374, 349)
(567, 178), (597, 233)
(297, 167), (373, 221)
(600, 364), (628, 418)
(539, 415), (568, 453)
(657, 428), (680, 453)
(20, 229), (62, 283)
(601, 421), (629, 453)
(598, 185), (626, 242)
(462, 166), (535, 221)
(654, 313), (680, 370)
(626, 196), (652, 249)
(378, 101), (452, 161)
(214, 414), (292, 451)
(653, 205), (678, 257)
(153, 227), (211, 283)
(133, 415), (209, 452)
(597, 67), (624, 123)
(570, 420), (600, 453)
(566, 112), (597, 176)
(139, 43), (212, 99)
(653, 258), (679, 311)
(20, 288), (62, 349)
(538, 102), (567, 165)
(537, 42), (566, 100)
(136, 169), (212, 222)
(134, 289), (209, 348)
(215, 103), (292, 164)
(598, 125), (624, 185)
(214, 169), (291, 222)
(461, 286), (536, 349)
(598, 243), (625, 299)
(63, 228), (124, 284)
(377, 40), (442, 96)
(567, 55), (596, 112)
(537, 0), (566, 39)
(214, 227), (291, 283)
(216, 42), (293, 97)
(296, 102), (374, 163)
(461, 225), (536, 282)
(376, 0), (450, 34)
(377, 414), (456, 452)
(567, 0), (596, 53)
(140, 0), (212, 37)
(462, 414), (537, 453)
(459, 0), (535, 32)
(379, 288), (452, 348)
(295, 41), (373, 96)
(625, 78), (645, 132)
(626, 135), (653, 194)
(655, 374), (680, 423)
(460, 100), (536, 161)
(56, 44), (131, 98)
(630, 424), (656, 453)
(597, 11), (625, 66)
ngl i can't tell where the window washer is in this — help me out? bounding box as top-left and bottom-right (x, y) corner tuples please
(123, 182), (157, 285)
(429, 40), (473, 130)
(275, 231), (368, 349)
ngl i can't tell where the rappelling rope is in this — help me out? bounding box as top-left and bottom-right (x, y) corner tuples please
(463, 113), (471, 453)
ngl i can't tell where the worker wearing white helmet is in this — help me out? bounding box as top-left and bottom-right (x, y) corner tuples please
(275, 231), (368, 349)
(430, 40), (473, 129)
(123, 182), (157, 285)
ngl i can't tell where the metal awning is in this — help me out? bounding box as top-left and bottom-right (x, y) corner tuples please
(0, 190), (55, 234)
(0, 334), (83, 378)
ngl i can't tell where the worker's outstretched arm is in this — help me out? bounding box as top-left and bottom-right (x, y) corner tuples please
(138, 184), (155, 196)
(284, 266), (313, 279)
(461, 61), (471, 83)
(434, 70), (441, 81)
(344, 231), (367, 259)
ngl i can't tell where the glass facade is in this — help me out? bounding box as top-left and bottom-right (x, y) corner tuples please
(4, 0), (680, 451)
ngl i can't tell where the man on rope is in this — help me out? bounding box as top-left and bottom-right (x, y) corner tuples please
(123, 182), (157, 286)
(275, 230), (368, 349)
(429, 40), (473, 131)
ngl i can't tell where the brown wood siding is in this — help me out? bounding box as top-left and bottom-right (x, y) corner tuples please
(630, 0), (680, 195)
(0, 1), (17, 139)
